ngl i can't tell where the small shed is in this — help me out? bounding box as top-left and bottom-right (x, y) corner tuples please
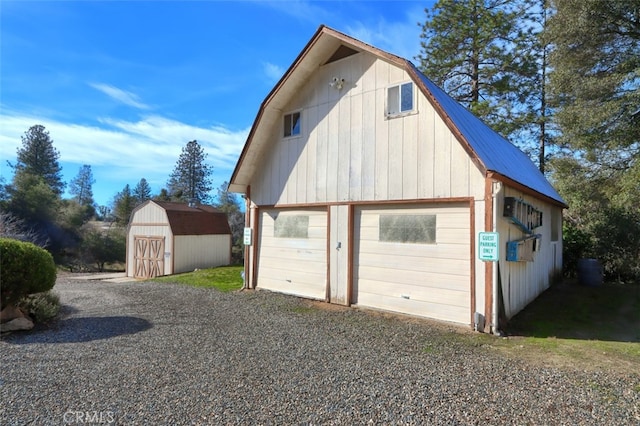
(126, 200), (231, 279)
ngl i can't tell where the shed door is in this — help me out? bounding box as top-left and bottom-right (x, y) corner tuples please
(256, 209), (327, 300)
(353, 204), (471, 325)
(134, 236), (165, 278)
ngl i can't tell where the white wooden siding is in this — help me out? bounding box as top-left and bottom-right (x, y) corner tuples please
(353, 204), (471, 324)
(174, 235), (231, 274)
(256, 209), (327, 300)
(497, 186), (563, 319)
(249, 53), (486, 206)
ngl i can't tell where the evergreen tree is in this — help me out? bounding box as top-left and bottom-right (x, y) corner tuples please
(547, 0), (640, 281)
(548, 0), (639, 190)
(167, 140), (213, 203)
(112, 184), (135, 225)
(15, 125), (65, 195)
(69, 164), (95, 206)
(416, 0), (538, 144)
(215, 181), (245, 264)
(133, 178), (152, 204)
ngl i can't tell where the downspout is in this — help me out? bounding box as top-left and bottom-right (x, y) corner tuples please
(492, 181), (502, 335)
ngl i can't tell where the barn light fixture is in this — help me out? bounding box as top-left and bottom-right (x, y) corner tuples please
(329, 76), (345, 90)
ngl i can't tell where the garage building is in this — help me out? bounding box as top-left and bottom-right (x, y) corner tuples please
(229, 26), (566, 332)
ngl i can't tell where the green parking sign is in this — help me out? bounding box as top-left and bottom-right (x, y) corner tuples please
(478, 232), (499, 262)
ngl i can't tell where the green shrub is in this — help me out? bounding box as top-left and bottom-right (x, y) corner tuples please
(0, 238), (57, 309)
(18, 291), (60, 323)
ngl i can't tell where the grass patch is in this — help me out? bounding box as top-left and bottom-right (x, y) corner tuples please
(481, 280), (640, 374)
(151, 265), (244, 292)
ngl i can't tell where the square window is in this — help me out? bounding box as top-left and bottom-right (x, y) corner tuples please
(387, 82), (414, 116)
(284, 112), (301, 137)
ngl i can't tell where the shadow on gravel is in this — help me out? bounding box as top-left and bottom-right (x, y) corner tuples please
(3, 316), (152, 344)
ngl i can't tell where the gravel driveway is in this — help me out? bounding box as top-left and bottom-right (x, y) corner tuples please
(1, 275), (638, 425)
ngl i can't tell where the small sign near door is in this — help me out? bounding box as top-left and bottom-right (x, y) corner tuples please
(478, 232), (499, 262)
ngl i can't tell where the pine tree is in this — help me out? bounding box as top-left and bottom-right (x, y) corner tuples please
(167, 140), (213, 204)
(15, 124), (65, 195)
(416, 0), (539, 144)
(133, 178), (152, 204)
(69, 165), (95, 206)
(548, 0), (639, 182)
(112, 184), (135, 225)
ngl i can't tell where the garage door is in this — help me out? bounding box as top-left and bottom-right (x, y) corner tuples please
(257, 209), (327, 300)
(353, 204), (470, 324)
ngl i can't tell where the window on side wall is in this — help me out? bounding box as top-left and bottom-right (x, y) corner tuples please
(387, 82), (414, 116)
(284, 111), (301, 137)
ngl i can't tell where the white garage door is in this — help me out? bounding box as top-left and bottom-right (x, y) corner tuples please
(257, 208), (327, 300)
(353, 204), (471, 324)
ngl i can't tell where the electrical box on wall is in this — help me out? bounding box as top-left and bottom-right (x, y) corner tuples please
(506, 238), (538, 262)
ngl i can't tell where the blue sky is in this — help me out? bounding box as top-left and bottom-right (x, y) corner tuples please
(1, 0), (433, 207)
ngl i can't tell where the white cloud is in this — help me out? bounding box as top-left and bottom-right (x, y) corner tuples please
(89, 83), (152, 110)
(345, 7), (425, 62)
(263, 62), (285, 84)
(0, 111), (249, 203)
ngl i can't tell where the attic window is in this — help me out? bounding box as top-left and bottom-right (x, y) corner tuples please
(387, 82), (414, 116)
(284, 112), (301, 137)
(324, 45), (359, 64)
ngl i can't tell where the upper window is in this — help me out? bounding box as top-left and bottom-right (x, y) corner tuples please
(284, 112), (301, 137)
(387, 82), (414, 116)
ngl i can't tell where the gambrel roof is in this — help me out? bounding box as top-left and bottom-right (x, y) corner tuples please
(229, 25), (565, 207)
(131, 201), (231, 236)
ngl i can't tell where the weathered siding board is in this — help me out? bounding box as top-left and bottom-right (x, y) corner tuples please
(417, 98), (436, 199)
(349, 94), (363, 201)
(498, 186), (563, 319)
(374, 84), (389, 200)
(362, 89), (376, 200)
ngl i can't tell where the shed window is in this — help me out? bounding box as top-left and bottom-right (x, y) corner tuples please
(387, 82), (414, 116)
(379, 214), (436, 244)
(284, 112), (301, 137)
(274, 215), (309, 238)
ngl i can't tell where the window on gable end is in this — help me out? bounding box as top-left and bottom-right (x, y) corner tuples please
(284, 111), (301, 137)
(387, 82), (414, 116)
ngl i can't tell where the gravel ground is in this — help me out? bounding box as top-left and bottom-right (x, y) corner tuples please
(1, 275), (639, 425)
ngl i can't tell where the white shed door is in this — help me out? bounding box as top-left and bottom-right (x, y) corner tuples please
(257, 209), (327, 300)
(353, 204), (471, 325)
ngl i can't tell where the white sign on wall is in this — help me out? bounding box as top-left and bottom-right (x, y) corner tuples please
(478, 232), (499, 262)
(243, 228), (253, 246)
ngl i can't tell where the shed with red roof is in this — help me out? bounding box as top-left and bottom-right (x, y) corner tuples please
(126, 200), (231, 279)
